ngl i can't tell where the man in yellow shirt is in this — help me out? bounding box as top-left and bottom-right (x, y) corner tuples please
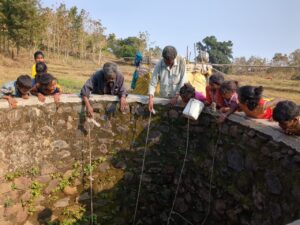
(31, 51), (46, 78)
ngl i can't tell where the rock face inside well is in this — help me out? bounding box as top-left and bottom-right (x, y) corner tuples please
(0, 94), (299, 225)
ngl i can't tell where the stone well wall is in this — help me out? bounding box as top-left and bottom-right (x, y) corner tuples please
(0, 94), (299, 225)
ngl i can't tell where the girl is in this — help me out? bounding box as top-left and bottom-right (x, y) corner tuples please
(205, 72), (224, 109)
(219, 80), (239, 113)
(238, 85), (280, 119)
(179, 83), (206, 103)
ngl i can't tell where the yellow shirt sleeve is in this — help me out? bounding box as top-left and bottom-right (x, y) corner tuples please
(31, 64), (36, 78)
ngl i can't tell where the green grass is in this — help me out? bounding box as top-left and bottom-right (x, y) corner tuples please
(58, 78), (84, 93)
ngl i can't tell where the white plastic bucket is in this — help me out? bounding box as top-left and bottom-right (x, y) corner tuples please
(183, 98), (205, 120)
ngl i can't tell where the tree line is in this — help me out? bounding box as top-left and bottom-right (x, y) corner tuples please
(0, 0), (161, 61)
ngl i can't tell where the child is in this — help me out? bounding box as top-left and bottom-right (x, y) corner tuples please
(219, 80), (239, 113)
(205, 72), (224, 109)
(32, 51), (45, 78)
(31, 73), (62, 103)
(34, 62), (48, 84)
(0, 75), (32, 108)
(238, 85), (280, 119)
(179, 83), (206, 103)
(273, 100), (300, 135)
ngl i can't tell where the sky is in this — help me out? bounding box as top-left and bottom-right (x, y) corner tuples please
(42, 0), (300, 60)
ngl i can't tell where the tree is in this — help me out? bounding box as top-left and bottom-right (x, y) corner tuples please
(289, 49), (300, 66)
(196, 36), (233, 72)
(272, 53), (289, 66)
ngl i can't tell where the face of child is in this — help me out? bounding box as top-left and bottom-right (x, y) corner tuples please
(222, 91), (233, 100)
(42, 80), (56, 95)
(209, 82), (220, 91)
(35, 54), (45, 63)
(278, 118), (298, 131)
(18, 86), (31, 96)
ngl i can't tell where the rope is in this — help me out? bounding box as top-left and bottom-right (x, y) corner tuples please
(172, 211), (194, 225)
(200, 125), (221, 225)
(88, 125), (94, 225)
(132, 111), (152, 225)
(167, 118), (190, 225)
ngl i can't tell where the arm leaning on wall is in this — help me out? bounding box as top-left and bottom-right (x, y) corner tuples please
(81, 72), (97, 118)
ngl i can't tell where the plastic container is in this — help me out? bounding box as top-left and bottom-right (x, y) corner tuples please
(183, 98), (205, 120)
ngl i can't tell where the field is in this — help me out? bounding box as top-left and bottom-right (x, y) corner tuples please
(0, 52), (300, 103)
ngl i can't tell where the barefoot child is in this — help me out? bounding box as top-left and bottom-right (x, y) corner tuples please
(0, 75), (32, 108)
(273, 100), (300, 135)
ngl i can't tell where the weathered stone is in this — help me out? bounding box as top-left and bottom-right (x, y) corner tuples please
(36, 175), (51, 184)
(215, 199), (226, 215)
(175, 198), (188, 213)
(98, 162), (110, 173)
(23, 220), (34, 225)
(124, 172), (134, 182)
(288, 149), (295, 156)
(14, 177), (32, 190)
(247, 130), (256, 137)
(293, 155), (300, 163)
(5, 203), (22, 217)
(20, 190), (31, 202)
(16, 208), (28, 223)
(227, 150), (244, 172)
(58, 150), (71, 159)
(44, 179), (59, 194)
(63, 186), (78, 195)
(0, 182), (11, 194)
(265, 171), (282, 195)
(41, 163), (57, 175)
(98, 143), (108, 154)
(50, 140), (69, 150)
(148, 130), (162, 144)
(53, 197), (70, 208)
(291, 185), (300, 203)
(115, 161), (127, 170)
(77, 192), (90, 201)
(168, 109), (179, 119)
(269, 202), (281, 221)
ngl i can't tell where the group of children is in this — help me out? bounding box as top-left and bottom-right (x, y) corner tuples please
(179, 72), (300, 135)
(0, 51), (62, 107)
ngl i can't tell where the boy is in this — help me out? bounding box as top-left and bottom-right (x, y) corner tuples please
(0, 75), (32, 108)
(31, 73), (62, 103)
(205, 72), (224, 109)
(32, 51), (46, 78)
(273, 100), (300, 135)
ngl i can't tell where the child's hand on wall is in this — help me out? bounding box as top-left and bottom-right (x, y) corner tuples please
(4, 96), (17, 108)
(37, 93), (46, 102)
(53, 93), (60, 104)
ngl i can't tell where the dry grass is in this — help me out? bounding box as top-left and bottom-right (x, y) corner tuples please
(226, 74), (300, 103)
(1, 52), (299, 103)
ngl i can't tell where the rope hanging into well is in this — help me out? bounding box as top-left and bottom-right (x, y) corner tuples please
(132, 111), (152, 225)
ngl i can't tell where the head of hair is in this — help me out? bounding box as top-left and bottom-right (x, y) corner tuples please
(36, 62), (47, 74)
(273, 100), (300, 122)
(16, 75), (32, 89)
(238, 85), (263, 111)
(37, 73), (56, 86)
(180, 83), (195, 99)
(209, 72), (224, 85)
(162, 46), (177, 61)
(220, 80), (238, 94)
(103, 62), (118, 79)
(34, 51), (44, 59)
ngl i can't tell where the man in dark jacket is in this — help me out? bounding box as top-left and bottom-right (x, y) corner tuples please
(81, 62), (127, 117)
